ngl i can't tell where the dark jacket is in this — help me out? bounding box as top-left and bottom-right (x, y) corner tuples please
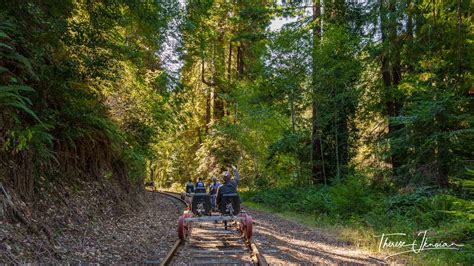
(195, 181), (206, 193)
(185, 182), (194, 193)
(217, 169), (240, 206)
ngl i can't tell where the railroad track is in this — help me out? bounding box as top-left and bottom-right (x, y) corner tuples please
(155, 191), (267, 266)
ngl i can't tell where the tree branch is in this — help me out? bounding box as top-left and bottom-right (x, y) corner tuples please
(201, 59), (216, 86)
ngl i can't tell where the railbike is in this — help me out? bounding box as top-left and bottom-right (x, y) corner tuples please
(177, 190), (253, 241)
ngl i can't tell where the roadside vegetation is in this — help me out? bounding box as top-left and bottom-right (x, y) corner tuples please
(0, 1), (178, 197)
(242, 178), (473, 264)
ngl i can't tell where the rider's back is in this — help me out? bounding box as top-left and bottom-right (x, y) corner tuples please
(185, 182), (194, 193)
(195, 180), (206, 193)
(218, 180), (237, 195)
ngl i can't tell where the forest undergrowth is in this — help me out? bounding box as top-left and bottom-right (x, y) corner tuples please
(242, 175), (473, 264)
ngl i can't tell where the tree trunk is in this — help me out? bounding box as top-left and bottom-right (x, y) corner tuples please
(290, 88), (296, 132)
(381, 0), (403, 176)
(205, 87), (211, 133)
(237, 45), (244, 78)
(213, 91), (224, 120)
(311, 0), (325, 184)
(228, 42), (232, 81)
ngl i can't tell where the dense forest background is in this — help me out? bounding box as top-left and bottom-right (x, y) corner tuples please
(0, 0), (473, 263)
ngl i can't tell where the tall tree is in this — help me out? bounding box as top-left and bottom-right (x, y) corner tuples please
(310, 0), (325, 184)
(379, 0), (404, 177)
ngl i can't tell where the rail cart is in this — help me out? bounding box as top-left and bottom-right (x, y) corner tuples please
(177, 192), (253, 241)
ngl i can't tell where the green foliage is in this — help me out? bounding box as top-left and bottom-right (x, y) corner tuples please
(328, 175), (375, 217)
(247, 174), (376, 217)
(0, 15), (53, 162)
(0, 85), (38, 121)
(245, 176), (474, 264)
(313, 25), (362, 178)
(0, 0), (177, 196)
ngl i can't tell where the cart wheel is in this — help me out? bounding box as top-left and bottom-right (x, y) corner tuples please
(245, 215), (253, 239)
(178, 215), (186, 240)
(239, 213), (247, 232)
(184, 212), (193, 231)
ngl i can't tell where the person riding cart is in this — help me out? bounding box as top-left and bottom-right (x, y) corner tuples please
(209, 176), (221, 210)
(195, 178), (206, 193)
(216, 166), (240, 214)
(185, 179), (194, 194)
(177, 165), (253, 240)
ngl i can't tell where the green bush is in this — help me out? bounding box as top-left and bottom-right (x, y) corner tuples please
(248, 174), (376, 217)
(327, 175), (376, 217)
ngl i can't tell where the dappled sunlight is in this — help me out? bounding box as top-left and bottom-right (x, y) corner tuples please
(249, 209), (385, 264)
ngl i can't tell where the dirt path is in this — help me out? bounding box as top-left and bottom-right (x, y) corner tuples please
(245, 207), (387, 265)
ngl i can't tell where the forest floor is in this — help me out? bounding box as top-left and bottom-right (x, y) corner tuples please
(0, 182), (177, 264)
(245, 207), (395, 265)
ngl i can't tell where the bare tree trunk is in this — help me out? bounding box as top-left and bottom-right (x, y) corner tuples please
(205, 87), (211, 133)
(290, 88), (296, 132)
(237, 45), (244, 78)
(333, 86), (340, 179)
(381, 0), (403, 176)
(456, 0), (463, 75)
(228, 42), (232, 81)
(202, 58), (216, 131)
(311, 0), (325, 184)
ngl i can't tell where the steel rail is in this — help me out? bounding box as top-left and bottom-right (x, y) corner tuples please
(156, 190), (267, 266)
(153, 191), (186, 266)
